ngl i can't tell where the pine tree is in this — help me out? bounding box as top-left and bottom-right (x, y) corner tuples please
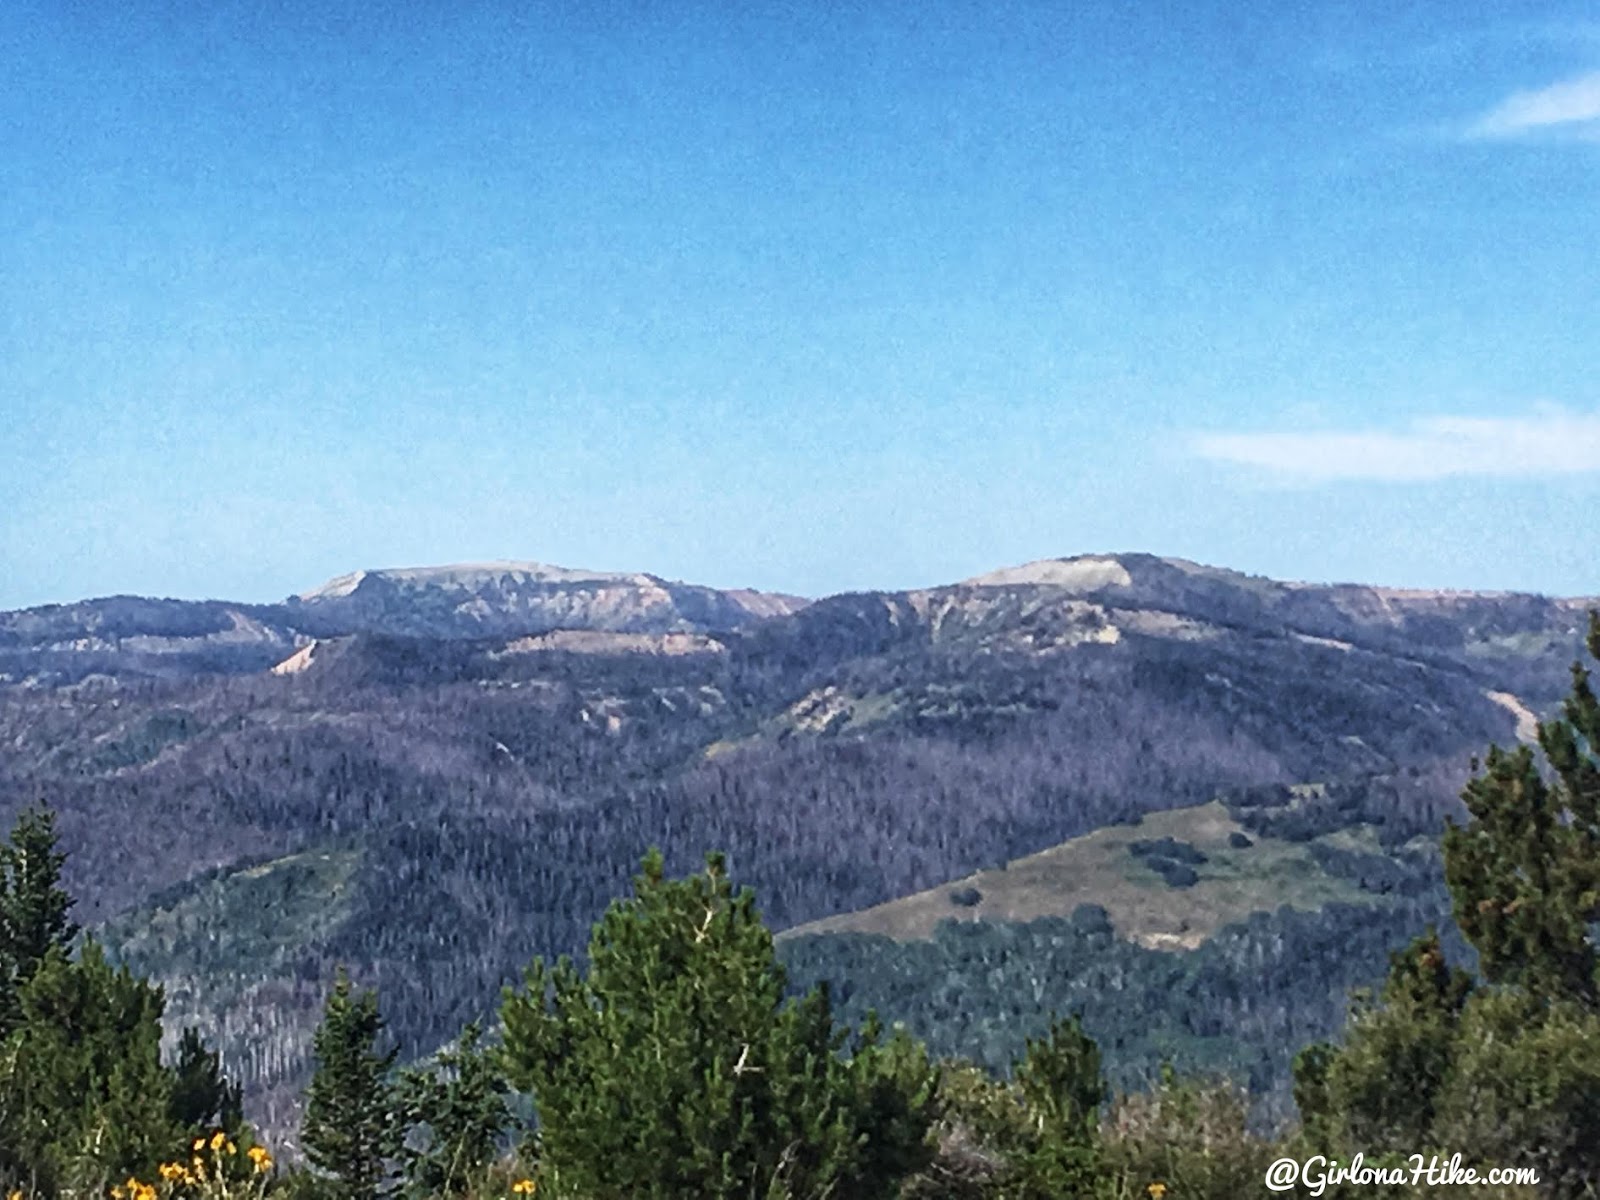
(499, 849), (938, 1200)
(1442, 612), (1600, 1006)
(2, 940), (181, 1196)
(0, 806), (247, 1199)
(169, 1025), (245, 1137)
(0, 806), (79, 1035)
(1433, 987), (1600, 1196)
(1292, 929), (1473, 1151)
(1009, 1015), (1107, 1200)
(1294, 612), (1600, 1192)
(302, 969), (398, 1200)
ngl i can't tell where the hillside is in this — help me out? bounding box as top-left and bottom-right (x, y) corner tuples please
(782, 798), (1384, 950)
(777, 792), (1456, 1112)
(0, 552), (1592, 1138)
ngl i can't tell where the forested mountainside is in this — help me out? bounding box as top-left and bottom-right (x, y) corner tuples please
(0, 552), (1592, 1137)
(780, 790), (1466, 1126)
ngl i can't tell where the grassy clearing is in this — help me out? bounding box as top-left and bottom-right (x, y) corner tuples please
(783, 799), (1383, 949)
(102, 848), (361, 976)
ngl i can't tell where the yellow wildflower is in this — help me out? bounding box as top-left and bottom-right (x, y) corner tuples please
(510, 1181), (537, 1196)
(158, 1163), (185, 1182)
(248, 1145), (274, 1173)
(1147, 1183), (1168, 1199)
(192, 1138), (206, 1152)
(209, 1131), (227, 1152)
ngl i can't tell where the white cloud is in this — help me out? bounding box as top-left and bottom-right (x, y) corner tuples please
(1469, 70), (1600, 138)
(1192, 411), (1600, 482)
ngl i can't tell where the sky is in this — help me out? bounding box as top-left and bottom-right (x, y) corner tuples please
(3, 0), (1598, 609)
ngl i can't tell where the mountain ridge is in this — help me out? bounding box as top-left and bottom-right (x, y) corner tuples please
(0, 559), (811, 684)
(2, 551), (1595, 1137)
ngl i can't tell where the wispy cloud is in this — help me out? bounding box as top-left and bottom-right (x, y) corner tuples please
(1192, 410), (1600, 482)
(1468, 70), (1600, 138)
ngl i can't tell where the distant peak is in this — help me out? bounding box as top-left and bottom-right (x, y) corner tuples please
(959, 553), (1277, 593)
(298, 570), (369, 601)
(961, 555), (1134, 590)
(296, 561), (651, 601)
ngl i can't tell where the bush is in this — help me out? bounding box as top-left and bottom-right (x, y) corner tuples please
(901, 1061), (1025, 1200)
(1069, 904), (1114, 936)
(1104, 1068), (1272, 1200)
(1150, 860), (1199, 889)
(902, 1018), (1107, 1200)
(1434, 990), (1600, 1195)
(1128, 838), (1207, 866)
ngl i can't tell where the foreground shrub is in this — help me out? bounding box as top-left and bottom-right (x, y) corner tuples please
(903, 1018), (1106, 1200)
(1102, 1068), (1267, 1200)
(1433, 989), (1600, 1196)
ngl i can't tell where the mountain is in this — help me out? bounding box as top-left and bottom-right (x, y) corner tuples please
(0, 596), (301, 681)
(285, 561), (807, 639)
(0, 560), (808, 684)
(0, 552), (1593, 1141)
(751, 552), (1590, 688)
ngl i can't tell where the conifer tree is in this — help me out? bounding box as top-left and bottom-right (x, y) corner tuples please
(1433, 987), (1600, 1195)
(1442, 612), (1600, 1006)
(0, 805), (79, 1035)
(2, 940), (181, 1195)
(302, 969), (398, 1200)
(1292, 929), (1473, 1151)
(169, 1025), (246, 1137)
(1295, 613), (1600, 1190)
(500, 849), (938, 1200)
(1008, 1015), (1107, 1200)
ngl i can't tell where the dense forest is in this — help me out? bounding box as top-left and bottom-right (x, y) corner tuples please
(0, 557), (1594, 1163)
(0, 605), (1596, 1196)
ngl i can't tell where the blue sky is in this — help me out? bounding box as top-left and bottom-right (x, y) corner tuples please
(3, 1), (1598, 609)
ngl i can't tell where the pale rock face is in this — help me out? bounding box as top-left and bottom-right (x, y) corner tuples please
(723, 588), (809, 619)
(297, 561), (649, 601)
(122, 611), (293, 654)
(1291, 631), (1352, 651)
(962, 556), (1134, 591)
(269, 642), (320, 675)
(786, 686), (853, 733)
(1486, 690), (1541, 743)
(497, 631), (727, 656)
(1113, 609), (1217, 641)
